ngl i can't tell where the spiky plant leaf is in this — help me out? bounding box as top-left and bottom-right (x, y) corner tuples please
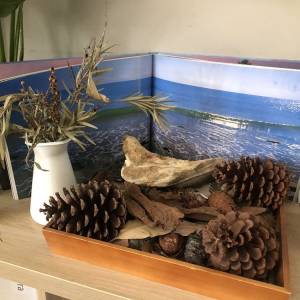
(123, 95), (175, 130)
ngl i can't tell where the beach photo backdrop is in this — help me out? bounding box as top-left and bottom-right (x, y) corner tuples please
(1, 53), (300, 199)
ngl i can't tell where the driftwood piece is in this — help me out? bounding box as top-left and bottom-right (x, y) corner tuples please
(121, 136), (223, 188)
(125, 183), (184, 230)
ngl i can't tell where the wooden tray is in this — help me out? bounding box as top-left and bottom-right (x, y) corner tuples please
(42, 206), (291, 300)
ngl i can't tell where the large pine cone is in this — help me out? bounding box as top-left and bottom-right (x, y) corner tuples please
(213, 157), (289, 210)
(40, 180), (127, 241)
(202, 211), (279, 279)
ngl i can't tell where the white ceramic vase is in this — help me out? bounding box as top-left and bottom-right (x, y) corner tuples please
(28, 139), (76, 225)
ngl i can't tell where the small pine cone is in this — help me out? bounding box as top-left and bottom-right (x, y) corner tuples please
(40, 180), (127, 241)
(208, 192), (236, 214)
(213, 156), (290, 210)
(184, 233), (207, 266)
(202, 211), (280, 279)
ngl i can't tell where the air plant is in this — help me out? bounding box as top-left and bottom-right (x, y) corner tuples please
(0, 30), (174, 167)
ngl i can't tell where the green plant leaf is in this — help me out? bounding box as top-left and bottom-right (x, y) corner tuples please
(80, 132), (96, 145)
(92, 67), (112, 77)
(14, 3), (22, 61)
(0, 20), (6, 62)
(9, 7), (16, 62)
(122, 95), (175, 130)
(0, 0), (24, 18)
(34, 161), (49, 172)
(61, 80), (72, 96)
(18, 5), (23, 61)
(63, 130), (86, 150)
(78, 121), (97, 129)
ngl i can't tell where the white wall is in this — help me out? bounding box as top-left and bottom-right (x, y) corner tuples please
(2, 0), (300, 60)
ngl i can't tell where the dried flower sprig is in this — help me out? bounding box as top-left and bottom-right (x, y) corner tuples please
(0, 30), (174, 168)
(123, 95), (175, 130)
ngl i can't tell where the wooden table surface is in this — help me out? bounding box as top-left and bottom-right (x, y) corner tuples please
(0, 190), (299, 300)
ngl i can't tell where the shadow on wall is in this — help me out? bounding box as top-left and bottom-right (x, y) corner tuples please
(24, 0), (106, 59)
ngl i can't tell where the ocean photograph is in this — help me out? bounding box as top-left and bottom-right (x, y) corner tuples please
(153, 78), (300, 183)
(3, 54), (300, 199)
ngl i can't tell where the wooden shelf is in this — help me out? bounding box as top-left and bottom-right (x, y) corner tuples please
(0, 189), (299, 300)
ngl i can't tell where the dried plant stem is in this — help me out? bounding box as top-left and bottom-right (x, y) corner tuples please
(122, 95), (175, 130)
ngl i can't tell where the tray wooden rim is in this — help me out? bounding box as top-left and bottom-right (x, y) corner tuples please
(42, 205), (291, 299)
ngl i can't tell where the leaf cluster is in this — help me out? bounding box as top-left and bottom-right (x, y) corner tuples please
(0, 30), (175, 167)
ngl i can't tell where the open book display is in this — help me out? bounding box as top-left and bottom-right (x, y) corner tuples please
(0, 53), (299, 202)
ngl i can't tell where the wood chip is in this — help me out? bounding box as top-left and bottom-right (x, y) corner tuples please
(116, 220), (172, 240)
(125, 183), (184, 230)
(175, 221), (205, 236)
(182, 206), (220, 221)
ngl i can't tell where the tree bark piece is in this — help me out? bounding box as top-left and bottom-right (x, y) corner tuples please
(126, 196), (156, 228)
(182, 206), (220, 222)
(125, 182), (184, 230)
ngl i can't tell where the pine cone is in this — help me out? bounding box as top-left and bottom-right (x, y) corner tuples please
(40, 180), (127, 241)
(208, 191), (236, 214)
(213, 157), (289, 210)
(202, 211), (279, 279)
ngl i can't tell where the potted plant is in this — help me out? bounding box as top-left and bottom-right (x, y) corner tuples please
(0, 32), (173, 225)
